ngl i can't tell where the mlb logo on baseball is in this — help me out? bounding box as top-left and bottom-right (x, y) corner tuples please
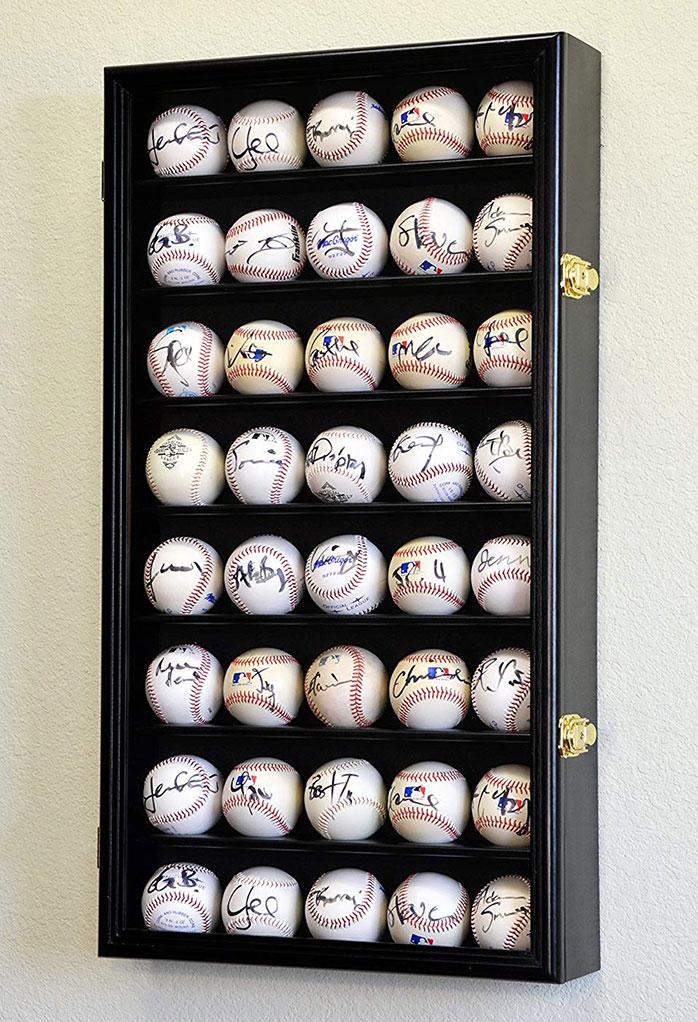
(404, 784), (425, 797)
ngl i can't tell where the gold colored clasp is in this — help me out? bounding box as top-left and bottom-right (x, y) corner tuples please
(559, 713), (597, 758)
(560, 253), (599, 299)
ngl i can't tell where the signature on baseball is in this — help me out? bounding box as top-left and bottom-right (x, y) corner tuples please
(306, 437), (367, 480)
(229, 124), (281, 170)
(391, 662), (465, 699)
(227, 770), (274, 813)
(386, 891), (449, 928)
(474, 782), (530, 828)
(154, 653), (201, 688)
(145, 559), (205, 604)
(226, 882), (279, 931)
(226, 230), (302, 266)
(474, 882), (530, 932)
(230, 666), (277, 707)
(390, 784), (440, 811)
(475, 547), (531, 572)
(472, 656), (527, 694)
(312, 543), (360, 576)
(143, 768), (220, 815)
(306, 768), (358, 804)
(475, 100), (532, 136)
(315, 220), (360, 257)
(393, 107), (436, 137)
(146, 865), (203, 893)
(310, 886), (360, 910)
(307, 118), (356, 143)
(479, 429), (526, 473)
(394, 215), (468, 258)
(477, 201), (532, 248)
(392, 335), (452, 364)
(390, 430), (444, 472)
(229, 555), (287, 594)
(227, 432), (284, 471)
(151, 327), (194, 386)
(148, 221), (198, 255)
(148, 120), (222, 169)
(308, 332), (360, 365)
(483, 326), (529, 355)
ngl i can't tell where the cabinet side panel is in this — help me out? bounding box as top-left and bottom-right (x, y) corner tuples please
(557, 34), (601, 980)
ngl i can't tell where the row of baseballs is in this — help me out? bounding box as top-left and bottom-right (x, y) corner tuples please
(148, 311), (532, 398)
(142, 862), (531, 950)
(148, 83), (533, 177)
(144, 754), (531, 847)
(147, 421), (531, 507)
(147, 195), (532, 288)
(147, 643), (530, 733)
(144, 533), (531, 617)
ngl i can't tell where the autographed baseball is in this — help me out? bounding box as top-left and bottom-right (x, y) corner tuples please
(143, 537), (223, 615)
(475, 81), (534, 156)
(222, 867), (302, 938)
(222, 757), (302, 837)
(388, 537), (470, 615)
(305, 869), (386, 942)
(471, 763), (531, 847)
(388, 761), (469, 844)
(305, 758), (386, 840)
(473, 194), (533, 272)
(223, 648), (303, 726)
(228, 100), (306, 172)
(305, 317), (385, 392)
(143, 755), (222, 835)
(147, 105), (228, 177)
(473, 309), (532, 387)
(306, 202), (388, 279)
(388, 422), (473, 502)
(147, 214), (226, 287)
(390, 197), (473, 275)
(471, 648), (531, 733)
(389, 313), (470, 390)
(146, 643), (223, 725)
(147, 321), (225, 398)
(474, 420), (532, 501)
(305, 534), (387, 615)
(225, 321), (304, 394)
(306, 90), (388, 166)
(225, 427), (305, 504)
(470, 534), (531, 616)
(304, 645), (388, 727)
(224, 535), (304, 615)
(391, 86), (474, 161)
(225, 208), (306, 282)
(387, 873), (470, 946)
(305, 426), (386, 504)
(142, 862), (221, 933)
(389, 649), (470, 730)
(145, 429), (225, 506)
(471, 875), (531, 950)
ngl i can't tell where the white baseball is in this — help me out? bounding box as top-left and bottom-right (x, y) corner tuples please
(388, 761), (469, 844)
(471, 875), (531, 950)
(388, 536), (470, 616)
(146, 643), (223, 725)
(306, 202), (388, 279)
(223, 647), (303, 726)
(305, 426), (386, 504)
(147, 214), (226, 287)
(225, 427), (305, 504)
(475, 81), (534, 156)
(390, 197), (473, 276)
(142, 862), (221, 933)
(388, 422), (473, 502)
(225, 208), (306, 282)
(145, 429), (225, 506)
(391, 86), (474, 161)
(305, 534), (387, 615)
(306, 90), (388, 166)
(470, 534), (531, 616)
(305, 869), (386, 942)
(471, 648), (531, 733)
(228, 100), (306, 172)
(304, 645), (387, 727)
(389, 649), (470, 730)
(305, 317), (385, 392)
(144, 537), (223, 615)
(389, 313), (470, 390)
(473, 194), (533, 272)
(225, 321), (303, 394)
(143, 755), (222, 835)
(472, 763), (531, 847)
(147, 321), (225, 398)
(387, 873), (470, 946)
(222, 757), (302, 837)
(305, 757), (386, 840)
(473, 309), (532, 387)
(474, 420), (532, 502)
(222, 867), (302, 938)
(147, 105), (228, 177)
(224, 535), (304, 615)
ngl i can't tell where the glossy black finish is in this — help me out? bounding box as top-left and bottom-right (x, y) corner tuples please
(101, 32), (600, 982)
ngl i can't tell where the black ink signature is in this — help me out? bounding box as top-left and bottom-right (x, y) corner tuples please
(478, 429), (526, 474)
(392, 107), (436, 137)
(143, 768), (219, 815)
(391, 334), (453, 364)
(229, 556), (287, 594)
(307, 119), (355, 142)
(148, 221), (197, 256)
(475, 883), (531, 933)
(306, 437), (366, 480)
(476, 546), (530, 572)
(306, 767), (358, 804)
(473, 782), (530, 828)
(229, 666), (277, 708)
(147, 865), (202, 893)
(145, 560), (203, 604)
(151, 325), (194, 388)
(386, 890), (450, 930)
(308, 332), (360, 367)
(475, 100), (532, 137)
(148, 120), (222, 170)
(305, 668), (352, 699)
(478, 201), (532, 248)
(310, 885), (359, 910)
(229, 124), (280, 171)
(155, 655), (201, 687)
(390, 430), (444, 473)
(483, 326), (529, 356)
(472, 655), (527, 695)
(311, 542), (359, 576)
(315, 220), (360, 257)
(393, 215), (468, 259)
(226, 431), (284, 472)
(225, 882), (279, 931)
(391, 662), (466, 699)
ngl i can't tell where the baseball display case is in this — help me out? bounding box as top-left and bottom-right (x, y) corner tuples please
(100, 32), (601, 982)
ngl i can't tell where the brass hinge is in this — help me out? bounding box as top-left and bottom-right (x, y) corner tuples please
(96, 826), (100, 869)
(560, 252), (599, 299)
(559, 713), (597, 758)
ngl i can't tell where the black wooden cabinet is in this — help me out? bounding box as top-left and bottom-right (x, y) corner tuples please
(100, 32), (600, 982)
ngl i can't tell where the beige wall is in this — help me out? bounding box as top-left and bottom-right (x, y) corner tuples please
(2, 2), (695, 1019)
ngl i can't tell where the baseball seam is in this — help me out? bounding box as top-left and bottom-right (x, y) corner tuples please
(396, 880), (467, 934)
(316, 796), (386, 837)
(143, 890), (212, 930)
(150, 107), (215, 177)
(222, 794), (293, 834)
(397, 684), (469, 726)
(225, 544), (300, 613)
(395, 127), (471, 160)
(152, 248), (220, 285)
(306, 873), (376, 930)
(390, 805), (459, 841)
(307, 92), (368, 162)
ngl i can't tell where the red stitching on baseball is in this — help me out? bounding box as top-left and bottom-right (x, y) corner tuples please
(393, 539), (459, 558)
(144, 890), (212, 930)
(307, 203), (375, 279)
(479, 354), (532, 379)
(475, 815), (530, 838)
(480, 770), (529, 797)
(396, 878), (467, 934)
(397, 685), (469, 726)
(391, 460), (473, 490)
(152, 248), (220, 285)
(395, 126), (471, 160)
(316, 796), (386, 836)
(150, 107), (217, 177)
(269, 428), (293, 504)
(307, 91), (369, 163)
(306, 873), (376, 930)
(504, 228), (533, 272)
(225, 543), (300, 613)
(188, 647), (211, 725)
(222, 794), (292, 834)
(224, 688), (293, 723)
(226, 364), (294, 394)
(196, 325), (216, 396)
(479, 132), (532, 155)
(307, 355), (378, 390)
(487, 88), (533, 109)
(392, 314), (461, 337)
(233, 325), (299, 343)
(390, 805), (459, 841)
(391, 360), (464, 387)
(475, 569), (530, 606)
(418, 197), (472, 267)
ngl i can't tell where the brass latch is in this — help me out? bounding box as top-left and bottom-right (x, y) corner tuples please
(560, 253), (599, 299)
(559, 713), (597, 758)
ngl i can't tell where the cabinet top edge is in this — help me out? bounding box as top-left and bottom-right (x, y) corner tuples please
(103, 31), (595, 84)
